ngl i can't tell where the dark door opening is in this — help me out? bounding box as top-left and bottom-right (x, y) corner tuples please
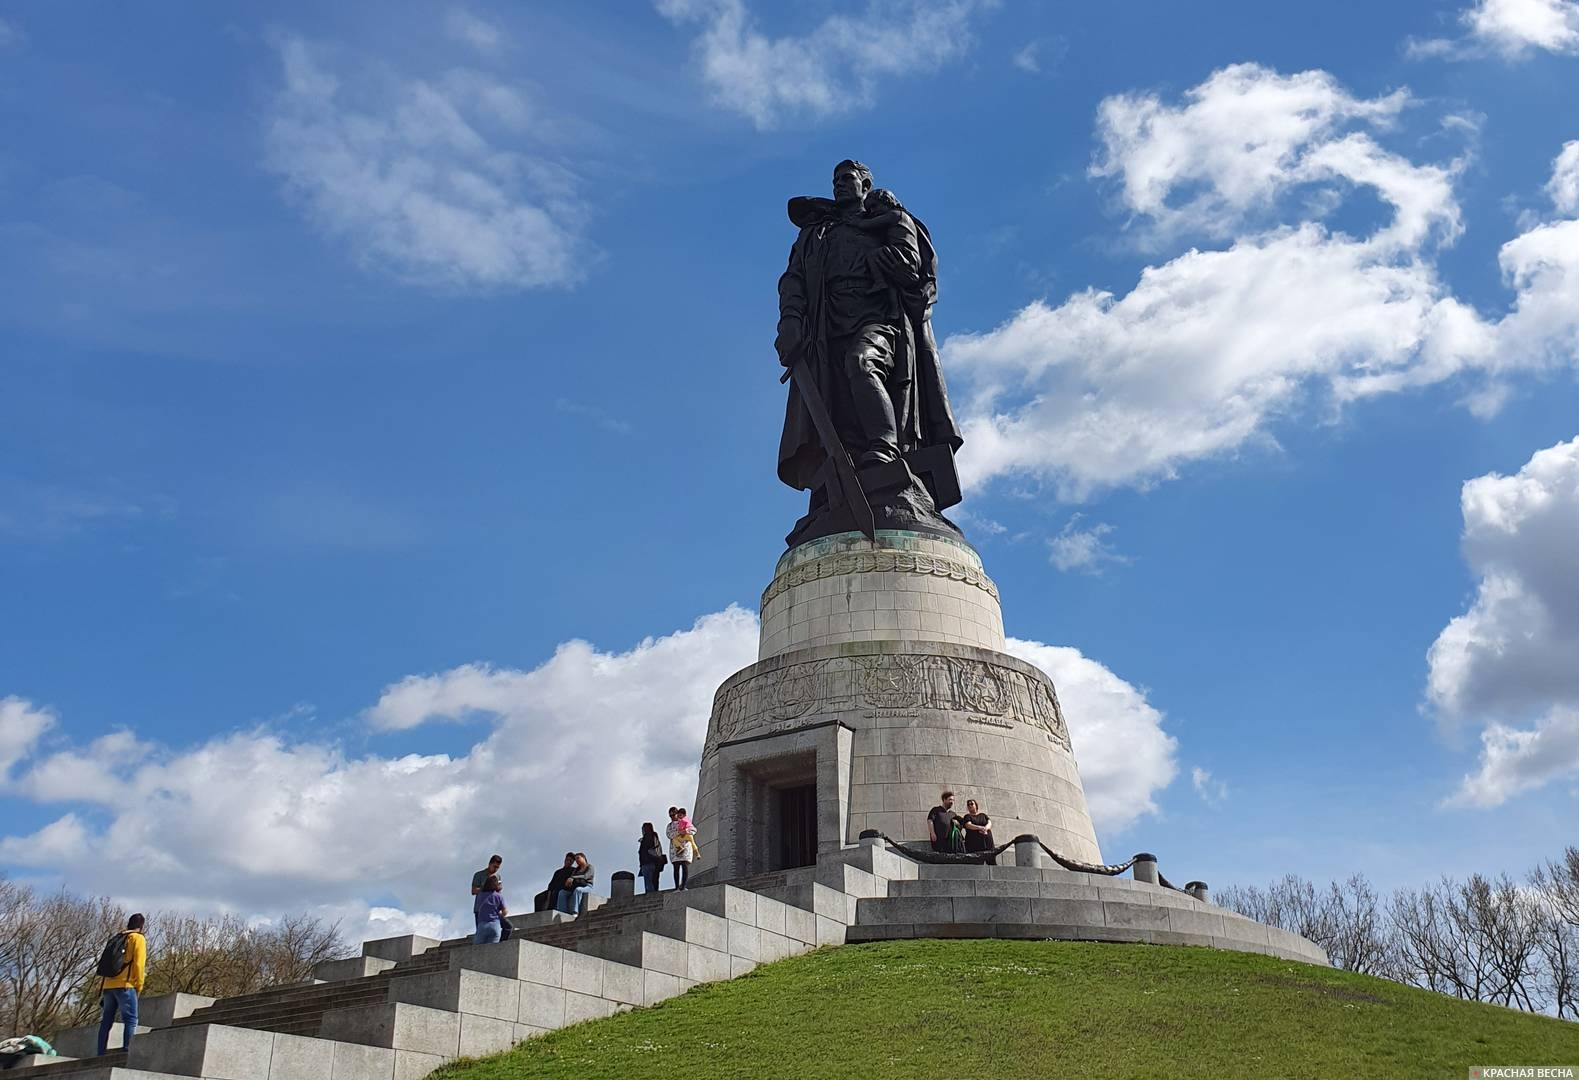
(777, 783), (818, 870)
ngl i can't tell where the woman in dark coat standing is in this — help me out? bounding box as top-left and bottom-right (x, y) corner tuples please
(961, 799), (996, 866)
(638, 822), (666, 893)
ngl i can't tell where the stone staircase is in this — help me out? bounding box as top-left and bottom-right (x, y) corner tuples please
(4, 840), (1323, 1079)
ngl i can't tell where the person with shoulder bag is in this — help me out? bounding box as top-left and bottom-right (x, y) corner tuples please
(96, 913), (147, 1056)
(638, 822), (667, 893)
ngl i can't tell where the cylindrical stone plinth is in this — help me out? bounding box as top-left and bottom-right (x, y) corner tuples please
(1133, 853), (1158, 885)
(610, 872), (635, 901)
(1015, 836), (1044, 869)
(757, 531), (1005, 657)
(692, 530), (1103, 881)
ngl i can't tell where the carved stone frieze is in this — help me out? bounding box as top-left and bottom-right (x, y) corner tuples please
(761, 549), (999, 609)
(703, 650), (1072, 760)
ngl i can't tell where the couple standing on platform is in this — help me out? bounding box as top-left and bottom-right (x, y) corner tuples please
(927, 791), (996, 863)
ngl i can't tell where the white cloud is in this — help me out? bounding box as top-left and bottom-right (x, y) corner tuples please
(950, 224), (1484, 497)
(1047, 516), (1125, 573)
(1004, 639), (1178, 834)
(1549, 141), (1579, 215)
(2, 607), (1177, 925)
(1411, 0), (1579, 59)
(655, 0), (992, 128)
(1191, 766), (1228, 806)
(1428, 437), (1579, 808)
(445, 8), (506, 54)
(1012, 42), (1041, 73)
(1448, 707), (1579, 808)
(263, 31), (588, 291)
(0, 697), (54, 778)
(0, 609), (756, 931)
(1089, 65), (1436, 243)
(1428, 436), (1579, 723)
(0, 814), (89, 864)
(948, 69), (1579, 500)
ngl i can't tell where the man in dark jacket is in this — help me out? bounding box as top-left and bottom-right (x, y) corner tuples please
(533, 852), (577, 913)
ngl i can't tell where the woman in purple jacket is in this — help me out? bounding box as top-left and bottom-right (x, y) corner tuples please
(474, 874), (508, 944)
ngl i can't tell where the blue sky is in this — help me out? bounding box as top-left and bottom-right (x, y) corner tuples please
(2, 0), (1577, 939)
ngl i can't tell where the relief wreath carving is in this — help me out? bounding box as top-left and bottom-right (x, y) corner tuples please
(704, 650), (1074, 752)
(761, 548), (998, 608)
(951, 657), (1010, 715)
(856, 654), (926, 710)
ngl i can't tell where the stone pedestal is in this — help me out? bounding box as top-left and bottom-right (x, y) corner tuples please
(692, 530), (1102, 883)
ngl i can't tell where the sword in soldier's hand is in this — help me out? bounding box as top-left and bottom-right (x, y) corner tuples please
(779, 346), (876, 541)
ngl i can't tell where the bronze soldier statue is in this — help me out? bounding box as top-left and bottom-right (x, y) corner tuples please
(774, 159), (964, 547)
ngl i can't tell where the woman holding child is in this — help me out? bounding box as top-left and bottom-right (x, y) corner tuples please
(666, 806), (699, 890)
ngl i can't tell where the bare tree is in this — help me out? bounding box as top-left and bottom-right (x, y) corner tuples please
(1218, 874), (1333, 945)
(0, 876), (125, 1038)
(1390, 882), (1453, 994)
(144, 911), (351, 999)
(1322, 874), (1397, 977)
(1531, 847), (1579, 1019)
(1463, 874), (1542, 1011)
(1, 875), (352, 1038)
(253, 913), (350, 988)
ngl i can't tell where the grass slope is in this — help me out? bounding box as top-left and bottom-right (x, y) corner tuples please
(434, 940), (1579, 1080)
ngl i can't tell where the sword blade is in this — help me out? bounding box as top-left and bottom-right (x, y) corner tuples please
(788, 355), (876, 540)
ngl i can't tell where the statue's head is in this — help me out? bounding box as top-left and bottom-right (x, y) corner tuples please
(832, 159), (873, 209)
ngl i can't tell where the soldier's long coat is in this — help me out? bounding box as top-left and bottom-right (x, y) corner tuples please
(776, 196), (963, 492)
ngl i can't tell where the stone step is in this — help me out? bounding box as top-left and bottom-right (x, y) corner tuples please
(174, 987), (393, 1035)
(0, 1051), (197, 1080)
(0, 1052), (123, 1078)
(50, 1027), (152, 1060)
(850, 889), (1326, 963)
(120, 1021), (411, 1080)
(0, 1068), (186, 1080)
(173, 948), (456, 1030)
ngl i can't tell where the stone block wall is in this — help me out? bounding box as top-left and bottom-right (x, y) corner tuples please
(758, 531), (1005, 657)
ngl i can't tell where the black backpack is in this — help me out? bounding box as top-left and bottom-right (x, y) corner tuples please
(95, 931), (129, 978)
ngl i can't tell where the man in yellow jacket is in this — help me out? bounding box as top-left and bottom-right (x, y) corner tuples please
(96, 913), (146, 1056)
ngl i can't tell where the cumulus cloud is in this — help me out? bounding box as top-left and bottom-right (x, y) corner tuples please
(1004, 639), (1178, 834)
(947, 68), (1579, 499)
(0, 697), (54, 777)
(1428, 436), (1579, 722)
(1410, 0), (1579, 59)
(1449, 707), (1579, 808)
(263, 30), (589, 291)
(1428, 437), (1579, 807)
(1549, 141), (1579, 215)
(655, 0), (992, 128)
(1089, 66), (1436, 243)
(1047, 516), (1125, 574)
(1, 607), (1178, 930)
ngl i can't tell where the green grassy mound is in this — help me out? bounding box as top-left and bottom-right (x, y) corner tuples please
(433, 940), (1579, 1080)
